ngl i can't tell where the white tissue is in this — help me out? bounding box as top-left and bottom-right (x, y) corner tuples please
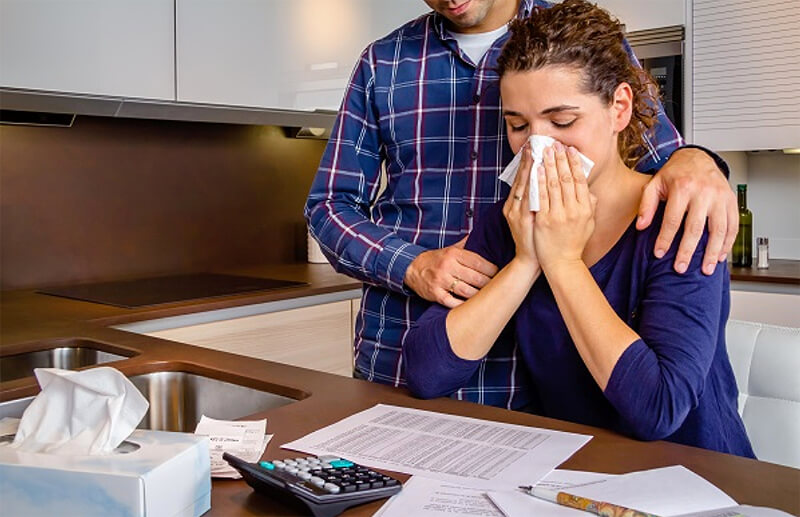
(10, 367), (149, 455)
(498, 135), (594, 211)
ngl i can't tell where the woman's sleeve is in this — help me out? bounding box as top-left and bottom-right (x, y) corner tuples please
(404, 202), (513, 399)
(603, 228), (726, 440)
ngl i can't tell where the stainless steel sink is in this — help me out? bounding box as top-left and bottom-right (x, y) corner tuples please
(129, 372), (296, 431)
(0, 340), (134, 383)
(0, 371), (297, 432)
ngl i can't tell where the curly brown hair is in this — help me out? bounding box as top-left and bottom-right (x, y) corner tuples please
(496, 0), (659, 167)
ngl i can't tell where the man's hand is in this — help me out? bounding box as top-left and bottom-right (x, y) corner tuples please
(404, 237), (498, 308)
(637, 147), (737, 276)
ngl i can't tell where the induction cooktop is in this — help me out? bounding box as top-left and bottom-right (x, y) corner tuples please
(38, 273), (308, 308)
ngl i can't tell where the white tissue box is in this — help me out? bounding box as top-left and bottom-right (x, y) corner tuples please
(0, 429), (211, 517)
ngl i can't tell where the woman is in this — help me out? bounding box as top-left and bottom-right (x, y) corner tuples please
(403, 0), (754, 457)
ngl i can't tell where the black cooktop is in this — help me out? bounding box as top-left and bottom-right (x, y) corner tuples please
(38, 273), (308, 308)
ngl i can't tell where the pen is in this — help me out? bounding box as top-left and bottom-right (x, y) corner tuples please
(518, 485), (661, 517)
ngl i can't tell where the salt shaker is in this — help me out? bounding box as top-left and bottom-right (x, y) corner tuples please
(756, 237), (769, 269)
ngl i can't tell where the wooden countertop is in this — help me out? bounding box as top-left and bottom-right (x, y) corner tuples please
(1, 263), (798, 516)
(730, 259), (800, 285)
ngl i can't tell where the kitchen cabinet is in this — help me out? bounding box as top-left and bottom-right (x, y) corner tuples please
(595, 0), (685, 32)
(143, 300), (357, 377)
(0, 0), (174, 100)
(175, 0), (429, 111)
(687, 0), (800, 150)
(729, 288), (799, 327)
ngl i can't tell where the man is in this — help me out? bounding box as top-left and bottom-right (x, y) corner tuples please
(305, 0), (737, 408)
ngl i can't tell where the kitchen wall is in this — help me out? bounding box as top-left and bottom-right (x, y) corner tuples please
(0, 116), (327, 290)
(720, 151), (800, 260)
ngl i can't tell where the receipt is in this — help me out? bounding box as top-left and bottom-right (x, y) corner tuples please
(498, 135), (594, 211)
(194, 415), (273, 479)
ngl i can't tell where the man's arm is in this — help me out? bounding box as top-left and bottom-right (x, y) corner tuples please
(305, 46), (497, 300)
(304, 46), (427, 293)
(621, 41), (737, 276)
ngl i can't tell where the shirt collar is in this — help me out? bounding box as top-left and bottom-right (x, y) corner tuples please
(432, 0), (546, 41)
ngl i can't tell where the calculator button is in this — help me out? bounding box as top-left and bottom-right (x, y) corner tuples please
(258, 461), (275, 470)
(284, 459), (298, 466)
(384, 479), (399, 486)
(299, 466), (311, 472)
(297, 472), (312, 481)
(330, 459), (354, 468)
(342, 483), (357, 493)
(356, 482), (371, 491)
(324, 483), (341, 494)
(286, 467), (299, 474)
(319, 463), (332, 469)
(371, 481), (384, 488)
(272, 461), (285, 469)
(307, 457), (321, 464)
(318, 455), (341, 463)
(309, 476), (325, 487)
(296, 459), (309, 465)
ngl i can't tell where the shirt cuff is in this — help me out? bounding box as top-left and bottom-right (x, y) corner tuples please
(673, 144), (730, 179)
(374, 237), (427, 295)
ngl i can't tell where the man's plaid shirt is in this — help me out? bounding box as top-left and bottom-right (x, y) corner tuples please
(305, 0), (684, 409)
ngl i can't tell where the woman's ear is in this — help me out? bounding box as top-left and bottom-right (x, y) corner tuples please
(611, 82), (633, 134)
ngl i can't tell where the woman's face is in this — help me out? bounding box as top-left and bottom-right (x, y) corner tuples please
(500, 65), (632, 176)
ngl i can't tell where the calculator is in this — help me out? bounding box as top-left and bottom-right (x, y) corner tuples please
(223, 452), (403, 517)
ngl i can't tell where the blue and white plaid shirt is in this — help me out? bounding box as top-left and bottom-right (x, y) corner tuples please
(305, 0), (684, 409)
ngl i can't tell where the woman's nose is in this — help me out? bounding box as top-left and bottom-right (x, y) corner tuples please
(530, 123), (555, 138)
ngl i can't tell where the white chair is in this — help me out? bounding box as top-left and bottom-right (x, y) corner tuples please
(725, 319), (800, 469)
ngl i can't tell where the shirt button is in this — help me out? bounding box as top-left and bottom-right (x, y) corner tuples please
(466, 208), (474, 218)
(470, 150), (478, 161)
(473, 93), (481, 104)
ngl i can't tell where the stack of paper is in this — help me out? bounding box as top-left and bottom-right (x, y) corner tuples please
(194, 415), (272, 479)
(281, 404), (592, 490)
(281, 405), (793, 517)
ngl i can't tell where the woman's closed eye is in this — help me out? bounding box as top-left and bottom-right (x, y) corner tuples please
(552, 118), (576, 128)
(510, 123), (529, 132)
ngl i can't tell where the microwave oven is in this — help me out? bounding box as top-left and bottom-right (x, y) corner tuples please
(628, 25), (684, 135)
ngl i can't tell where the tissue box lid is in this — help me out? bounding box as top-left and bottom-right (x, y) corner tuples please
(0, 429), (206, 474)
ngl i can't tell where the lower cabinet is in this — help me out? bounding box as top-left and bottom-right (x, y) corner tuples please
(145, 300), (356, 377)
(729, 288), (799, 327)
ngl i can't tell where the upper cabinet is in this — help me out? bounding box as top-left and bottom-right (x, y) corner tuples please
(0, 0), (174, 100)
(595, 0), (685, 32)
(688, 0), (800, 151)
(175, 0), (430, 111)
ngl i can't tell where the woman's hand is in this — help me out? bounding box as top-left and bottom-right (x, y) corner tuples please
(533, 142), (596, 273)
(503, 141), (538, 272)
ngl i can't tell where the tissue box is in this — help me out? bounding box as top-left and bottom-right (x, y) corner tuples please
(0, 429), (211, 517)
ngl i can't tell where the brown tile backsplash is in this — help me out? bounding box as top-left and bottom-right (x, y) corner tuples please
(0, 116), (327, 290)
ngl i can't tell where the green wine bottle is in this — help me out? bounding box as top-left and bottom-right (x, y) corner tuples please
(732, 184), (753, 267)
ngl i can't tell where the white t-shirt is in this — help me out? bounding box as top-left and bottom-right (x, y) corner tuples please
(448, 24), (509, 65)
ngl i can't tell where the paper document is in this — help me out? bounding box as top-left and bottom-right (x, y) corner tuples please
(376, 470), (615, 517)
(374, 476), (504, 517)
(281, 404), (591, 490)
(564, 465), (737, 516)
(194, 415), (273, 479)
(674, 506), (794, 517)
(488, 470), (616, 517)
(680, 504), (792, 517)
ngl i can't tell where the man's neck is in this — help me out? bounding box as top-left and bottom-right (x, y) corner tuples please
(451, 0), (520, 34)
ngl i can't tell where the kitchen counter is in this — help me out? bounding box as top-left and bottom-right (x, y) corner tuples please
(1, 263), (799, 515)
(730, 259), (800, 285)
